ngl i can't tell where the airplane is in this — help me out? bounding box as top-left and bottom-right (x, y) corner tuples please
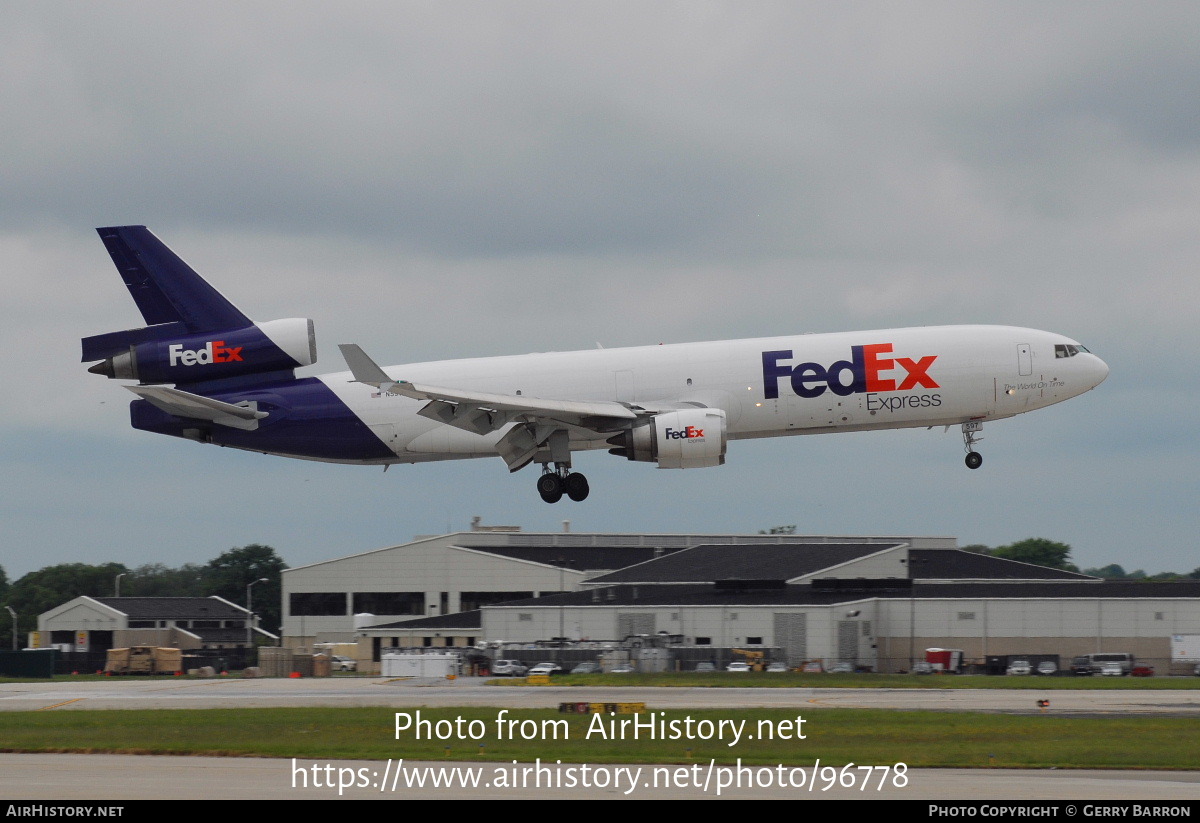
(83, 226), (1110, 503)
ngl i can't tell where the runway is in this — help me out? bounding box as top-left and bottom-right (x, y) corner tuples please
(2, 675), (1200, 714)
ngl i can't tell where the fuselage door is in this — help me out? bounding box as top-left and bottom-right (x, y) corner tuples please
(1017, 344), (1032, 376)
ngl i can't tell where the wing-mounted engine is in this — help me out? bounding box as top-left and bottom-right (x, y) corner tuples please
(84, 317), (316, 384)
(606, 408), (728, 469)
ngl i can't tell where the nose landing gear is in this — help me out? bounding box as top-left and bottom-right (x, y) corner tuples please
(962, 421), (983, 470)
(537, 464), (590, 503)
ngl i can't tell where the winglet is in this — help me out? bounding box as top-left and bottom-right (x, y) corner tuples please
(338, 343), (397, 388)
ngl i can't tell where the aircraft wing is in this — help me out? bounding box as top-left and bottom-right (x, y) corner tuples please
(338, 343), (640, 434)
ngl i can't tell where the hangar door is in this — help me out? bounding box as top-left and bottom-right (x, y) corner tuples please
(837, 621), (860, 664)
(773, 613), (807, 664)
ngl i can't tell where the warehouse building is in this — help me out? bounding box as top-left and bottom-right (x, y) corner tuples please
(281, 531), (950, 649)
(284, 531), (1200, 674)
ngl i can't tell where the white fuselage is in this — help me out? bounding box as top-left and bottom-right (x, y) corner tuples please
(316, 325), (1109, 464)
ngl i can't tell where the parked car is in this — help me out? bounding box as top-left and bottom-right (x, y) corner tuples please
(527, 663), (563, 676)
(1006, 660), (1032, 676)
(1099, 661), (1124, 676)
(1131, 665), (1155, 677)
(693, 662), (717, 673)
(330, 655), (357, 672)
(1035, 661), (1058, 676)
(766, 662), (790, 673)
(1081, 652), (1135, 676)
(491, 659), (528, 677)
(911, 662), (934, 674)
(1072, 656), (1093, 676)
(726, 661), (752, 672)
(828, 662), (855, 674)
(570, 662), (601, 674)
(609, 664), (635, 673)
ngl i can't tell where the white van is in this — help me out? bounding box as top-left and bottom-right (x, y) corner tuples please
(1080, 653), (1134, 675)
(491, 659), (528, 676)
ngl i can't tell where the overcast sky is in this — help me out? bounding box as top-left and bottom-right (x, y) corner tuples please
(2, 1), (1197, 580)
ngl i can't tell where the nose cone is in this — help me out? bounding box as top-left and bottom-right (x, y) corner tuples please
(1085, 353), (1110, 389)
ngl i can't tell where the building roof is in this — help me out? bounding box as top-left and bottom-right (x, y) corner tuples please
(91, 597), (248, 618)
(490, 585), (880, 609)
(585, 542), (901, 585)
(577, 545), (1095, 586)
(364, 610), (483, 631)
(487, 580), (1200, 609)
(906, 580), (1200, 599)
(283, 531), (954, 573)
(908, 550), (1096, 581)
(456, 544), (688, 571)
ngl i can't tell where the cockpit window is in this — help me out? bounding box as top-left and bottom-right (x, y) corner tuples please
(1055, 344), (1089, 358)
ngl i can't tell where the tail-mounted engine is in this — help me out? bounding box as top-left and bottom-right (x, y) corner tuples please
(83, 226), (318, 386)
(607, 408), (728, 469)
(84, 317), (316, 385)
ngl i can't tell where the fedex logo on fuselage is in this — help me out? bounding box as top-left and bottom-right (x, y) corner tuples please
(762, 344), (938, 399)
(664, 425), (704, 440)
(168, 340), (244, 367)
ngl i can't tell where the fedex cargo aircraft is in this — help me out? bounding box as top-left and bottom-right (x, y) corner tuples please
(83, 226), (1109, 503)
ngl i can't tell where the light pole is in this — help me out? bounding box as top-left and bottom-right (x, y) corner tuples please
(904, 555), (925, 672)
(246, 578), (269, 649)
(5, 606), (16, 651)
(115, 573), (126, 598)
(557, 559), (565, 661)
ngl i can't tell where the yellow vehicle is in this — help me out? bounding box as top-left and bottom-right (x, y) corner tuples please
(731, 648), (766, 672)
(105, 646), (183, 675)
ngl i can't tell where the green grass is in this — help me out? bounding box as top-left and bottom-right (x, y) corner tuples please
(0, 707), (1198, 768)
(519, 671), (1200, 689)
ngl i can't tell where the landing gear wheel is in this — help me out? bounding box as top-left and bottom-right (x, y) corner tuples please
(537, 473), (564, 503)
(564, 472), (590, 502)
(965, 451), (983, 470)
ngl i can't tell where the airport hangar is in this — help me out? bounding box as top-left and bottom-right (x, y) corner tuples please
(281, 531), (1200, 673)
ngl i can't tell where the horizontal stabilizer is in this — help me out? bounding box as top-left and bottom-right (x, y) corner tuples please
(81, 322), (189, 363)
(127, 385), (268, 431)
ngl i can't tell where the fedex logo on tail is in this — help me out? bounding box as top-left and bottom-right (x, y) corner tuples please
(168, 340), (244, 367)
(762, 344), (938, 399)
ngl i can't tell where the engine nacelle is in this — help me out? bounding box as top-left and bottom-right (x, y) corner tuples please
(607, 408), (728, 469)
(86, 318), (316, 384)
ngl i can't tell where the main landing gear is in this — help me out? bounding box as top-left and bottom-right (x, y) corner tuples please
(537, 464), (590, 503)
(962, 421), (983, 470)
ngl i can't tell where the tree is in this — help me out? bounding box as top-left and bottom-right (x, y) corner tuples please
(1082, 563), (1128, 579)
(991, 538), (1075, 571)
(125, 562), (207, 597)
(758, 526), (797, 535)
(203, 545), (287, 637)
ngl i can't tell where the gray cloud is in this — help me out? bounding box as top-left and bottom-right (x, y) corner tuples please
(1, 1), (1197, 577)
